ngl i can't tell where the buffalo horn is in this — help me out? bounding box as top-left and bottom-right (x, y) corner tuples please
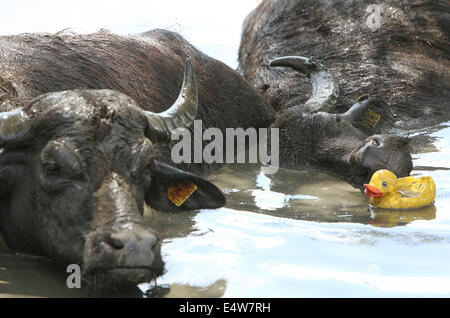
(270, 56), (338, 113)
(144, 58), (198, 143)
(0, 108), (33, 144)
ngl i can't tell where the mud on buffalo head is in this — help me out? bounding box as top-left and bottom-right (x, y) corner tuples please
(269, 56), (412, 187)
(0, 60), (225, 290)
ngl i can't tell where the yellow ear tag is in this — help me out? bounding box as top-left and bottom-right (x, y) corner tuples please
(356, 95), (381, 128)
(168, 182), (198, 207)
(360, 109), (381, 128)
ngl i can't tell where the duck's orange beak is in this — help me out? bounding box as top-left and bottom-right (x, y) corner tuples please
(363, 184), (383, 198)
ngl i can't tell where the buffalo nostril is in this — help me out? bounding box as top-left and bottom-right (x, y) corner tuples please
(103, 233), (125, 249)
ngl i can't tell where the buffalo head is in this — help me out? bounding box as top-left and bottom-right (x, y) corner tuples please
(0, 60), (225, 291)
(270, 56), (412, 187)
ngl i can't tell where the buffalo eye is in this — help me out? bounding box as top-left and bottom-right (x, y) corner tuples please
(40, 139), (85, 182)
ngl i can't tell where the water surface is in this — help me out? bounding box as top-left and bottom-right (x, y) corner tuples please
(140, 122), (450, 297)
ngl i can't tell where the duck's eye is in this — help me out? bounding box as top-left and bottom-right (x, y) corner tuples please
(382, 181), (387, 187)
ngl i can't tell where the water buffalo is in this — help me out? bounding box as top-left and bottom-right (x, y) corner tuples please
(0, 29), (273, 291)
(267, 56), (412, 187)
(239, 0), (450, 130)
(237, 0), (446, 185)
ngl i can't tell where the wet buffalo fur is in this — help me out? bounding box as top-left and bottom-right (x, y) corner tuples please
(0, 29), (275, 173)
(0, 29), (274, 293)
(239, 0), (450, 133)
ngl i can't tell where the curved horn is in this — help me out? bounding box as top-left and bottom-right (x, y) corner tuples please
(0, 108), (33, 145)
(145, 59), (198, 143)
(270, 56), (338, 113)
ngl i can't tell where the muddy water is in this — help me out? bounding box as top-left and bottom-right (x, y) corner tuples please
(140, 122), (450, 297)
(1, 122), (450, 297)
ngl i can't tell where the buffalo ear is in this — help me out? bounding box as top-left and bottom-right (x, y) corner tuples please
(145, 161), (225, 212)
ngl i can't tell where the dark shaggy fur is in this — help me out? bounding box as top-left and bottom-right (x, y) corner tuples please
(0, 29), (275, 173)
(0, 29), (274, 293)
(239, 0), (450, 132)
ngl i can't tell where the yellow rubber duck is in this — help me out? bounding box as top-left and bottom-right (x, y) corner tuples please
(363, 169), (436, 210)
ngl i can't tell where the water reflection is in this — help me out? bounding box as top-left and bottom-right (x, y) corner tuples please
(154, 208), (450, 297)
(369, 205), (437, 228)
(0, 253), (84, 298)
(212, 164), (371, 223)
(142, 279), (227, 298)
(144, 207), (199, 241)
(251, 170), (319, 211)
(404, 124), (449, 154)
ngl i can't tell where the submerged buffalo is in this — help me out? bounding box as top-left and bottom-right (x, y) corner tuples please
(0, 29), (273, 291)
(236, 0), (450, 185)
(239, 0), (450, 130)
(267, 56), (412, 187)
